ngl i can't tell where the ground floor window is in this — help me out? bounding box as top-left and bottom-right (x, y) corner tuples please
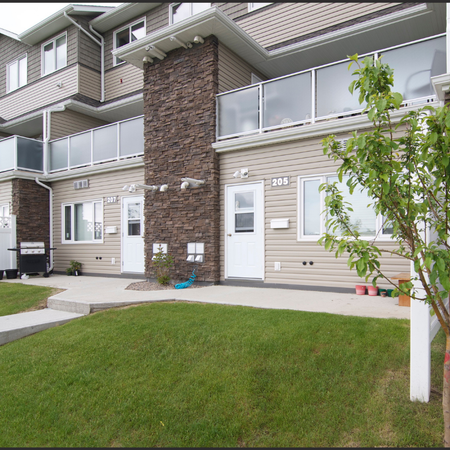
(298, 174), (392, 241)
(0, 204), (10, 228)
(62, 200), (103, 243)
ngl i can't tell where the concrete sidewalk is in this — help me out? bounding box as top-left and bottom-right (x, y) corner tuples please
(0, 274), (410, 345)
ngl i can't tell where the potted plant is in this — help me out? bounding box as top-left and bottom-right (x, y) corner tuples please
(69, 260), (82, 276)
(65, 267), (73, 276)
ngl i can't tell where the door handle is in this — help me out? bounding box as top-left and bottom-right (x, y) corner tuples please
(227, 234), (232, 237)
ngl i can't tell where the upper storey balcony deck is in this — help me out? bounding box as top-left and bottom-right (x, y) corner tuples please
(216, 35), (446, 141)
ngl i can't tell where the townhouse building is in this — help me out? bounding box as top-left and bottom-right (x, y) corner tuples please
(0, 2), (448, 292)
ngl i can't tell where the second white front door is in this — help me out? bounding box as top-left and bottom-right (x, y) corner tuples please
(122, 196), (145, 273)
(226, 182), (264, 279)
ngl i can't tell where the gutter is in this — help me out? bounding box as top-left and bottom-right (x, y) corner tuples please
(34, 178), (54, 273)
(63, 12), (105, 102)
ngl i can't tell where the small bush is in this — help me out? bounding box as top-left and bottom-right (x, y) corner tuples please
(152, 245), (174, 285)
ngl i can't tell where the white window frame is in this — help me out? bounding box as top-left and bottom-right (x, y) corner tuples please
(169, 3), (211, 25)
(41, 32), (67, 76)
(6, 54), (27, 92)
(248, 3), (272, 12)
(113, 17), (146, 66)
(0, 204), (10, 217)
(297, 174), (393, 241)
(61, 199), (103, 244)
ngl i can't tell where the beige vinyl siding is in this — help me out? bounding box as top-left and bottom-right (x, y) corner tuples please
(104, 64), (143, 101)
(0, 65), (78, 121)
(236, 3), (400, 48)
(219, 134), (409, 289)
(0, 181), (12, 209)
(52, 166), (145, 275)
(77, 16), (102, 72)
(215, 3), (248, 20)
(218, 43), (266, 93)
(78, 65), (101, 101)
(50, 109), (109, 140)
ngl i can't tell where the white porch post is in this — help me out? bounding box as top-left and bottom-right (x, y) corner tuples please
(447, 3), (450, 73)
(410, 260), (431, 402)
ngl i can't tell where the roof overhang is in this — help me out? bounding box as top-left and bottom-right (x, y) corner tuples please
(19, 4), (114, 45)
(89, 3), (162, 33)
(113, 3), (444, 79)
(0, 27), (19, 41)
(0, 94), (143, 138)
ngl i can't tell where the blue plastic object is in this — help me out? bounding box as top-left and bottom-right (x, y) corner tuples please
(175, 266), (197, 289)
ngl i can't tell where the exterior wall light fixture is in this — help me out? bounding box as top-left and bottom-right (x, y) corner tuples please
(193, 36), (204, 44)
(232, 168), (249, 179)
(143, 56), (153, 63)
(180, 177), (205, 189)
(123, 184), (159, 193)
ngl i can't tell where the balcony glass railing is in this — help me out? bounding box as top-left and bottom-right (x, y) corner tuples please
(0, 136), (43, 173)
(49, 116), (144, 172)
(216, 35), (446, 140)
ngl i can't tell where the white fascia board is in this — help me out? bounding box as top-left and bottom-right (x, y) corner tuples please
(46, 157), (145, 182)
(113, 6), (269, 70)
(0, 28), (20, 41)
(89, 3), (161, 33)
(18, 4), (113, 45)
(431, 74), (450, 102)
(212, 102), (439, 154)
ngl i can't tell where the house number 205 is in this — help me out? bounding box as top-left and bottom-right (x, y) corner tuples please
(271, 177), (289, 187)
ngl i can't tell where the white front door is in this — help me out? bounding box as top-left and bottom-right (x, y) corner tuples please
(122, 196), (145, 273)
(226, 182), (264, 279)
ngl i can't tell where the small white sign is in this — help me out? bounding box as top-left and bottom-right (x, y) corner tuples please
(271, 176), (289, 187)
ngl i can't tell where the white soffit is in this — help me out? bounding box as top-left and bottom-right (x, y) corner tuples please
(19, 4), (114, 45)
(0, 28), (19, 40)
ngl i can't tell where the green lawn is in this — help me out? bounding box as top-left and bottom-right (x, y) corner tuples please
(0, 301), (445, 447)
(0, 282), (58, 316)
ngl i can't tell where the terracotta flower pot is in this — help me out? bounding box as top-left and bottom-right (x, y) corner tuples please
(355, 285), (366, 295)
(368, 286), (378, 296)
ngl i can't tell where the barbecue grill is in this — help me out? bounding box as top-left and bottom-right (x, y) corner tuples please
(8, 242), (56, 277)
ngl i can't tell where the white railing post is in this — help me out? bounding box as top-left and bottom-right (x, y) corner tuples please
(259, 83), (263, 134)
(311, 69), (316, 124)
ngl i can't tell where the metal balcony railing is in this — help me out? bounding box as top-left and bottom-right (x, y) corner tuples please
(49, 115), (144, 173)
(216, 35), (446, 140)
(0, 136), (43, 173)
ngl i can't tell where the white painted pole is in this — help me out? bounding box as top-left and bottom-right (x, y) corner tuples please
(410, 259), (431, 402)
(447, 3), (450, 74)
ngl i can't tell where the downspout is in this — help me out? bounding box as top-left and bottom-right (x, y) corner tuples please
(35, 178), (53, 273)
(63, 12), (105, 102)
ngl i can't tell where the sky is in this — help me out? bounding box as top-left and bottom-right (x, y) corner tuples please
(0, 2), (123, 35)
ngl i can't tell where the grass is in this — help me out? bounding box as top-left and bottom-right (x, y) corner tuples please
(0, 300), (445, 447)
(0, 282), (59, 316)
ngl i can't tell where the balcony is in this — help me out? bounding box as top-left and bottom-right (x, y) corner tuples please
(216, 35), (446, 141)
(49, 116), (144, 173)
(0, 136), (43, 173)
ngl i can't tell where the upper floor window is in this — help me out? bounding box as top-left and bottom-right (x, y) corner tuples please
(7, 54), (27, 92)
(113, 18), (146, 66)
(248, 3), (272, 12)
(42, 33), (67, 76)
(170, 3), (211, 25)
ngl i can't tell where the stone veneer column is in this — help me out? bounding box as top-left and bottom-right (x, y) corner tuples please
(143, 35), (220, 283)
(11, 178), (50, 255)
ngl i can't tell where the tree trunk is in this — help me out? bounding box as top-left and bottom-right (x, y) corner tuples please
(444, 336), (450, 446)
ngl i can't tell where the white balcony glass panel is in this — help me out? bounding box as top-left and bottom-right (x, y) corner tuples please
(263, 73), (311, 127)
(69, 132), (91, 167)
(93, 125), (117, 162)
(119, 118), (144, 157)
(50, 139), (68, 171)
(0, 138), (15, 171)
(218, 86), (259, 137)
(382, 37), (446, 101)
(16, 137), (43, 171)
(317, 61), (363, 117)
(303, 179), (321, 236)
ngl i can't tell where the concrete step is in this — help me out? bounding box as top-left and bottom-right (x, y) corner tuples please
(0, 308), (85, 345)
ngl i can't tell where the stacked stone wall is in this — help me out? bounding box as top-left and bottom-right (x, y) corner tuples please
(143, 35), (220, 283)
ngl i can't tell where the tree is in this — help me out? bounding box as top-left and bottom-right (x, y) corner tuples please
(320, 54), (450, 446)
